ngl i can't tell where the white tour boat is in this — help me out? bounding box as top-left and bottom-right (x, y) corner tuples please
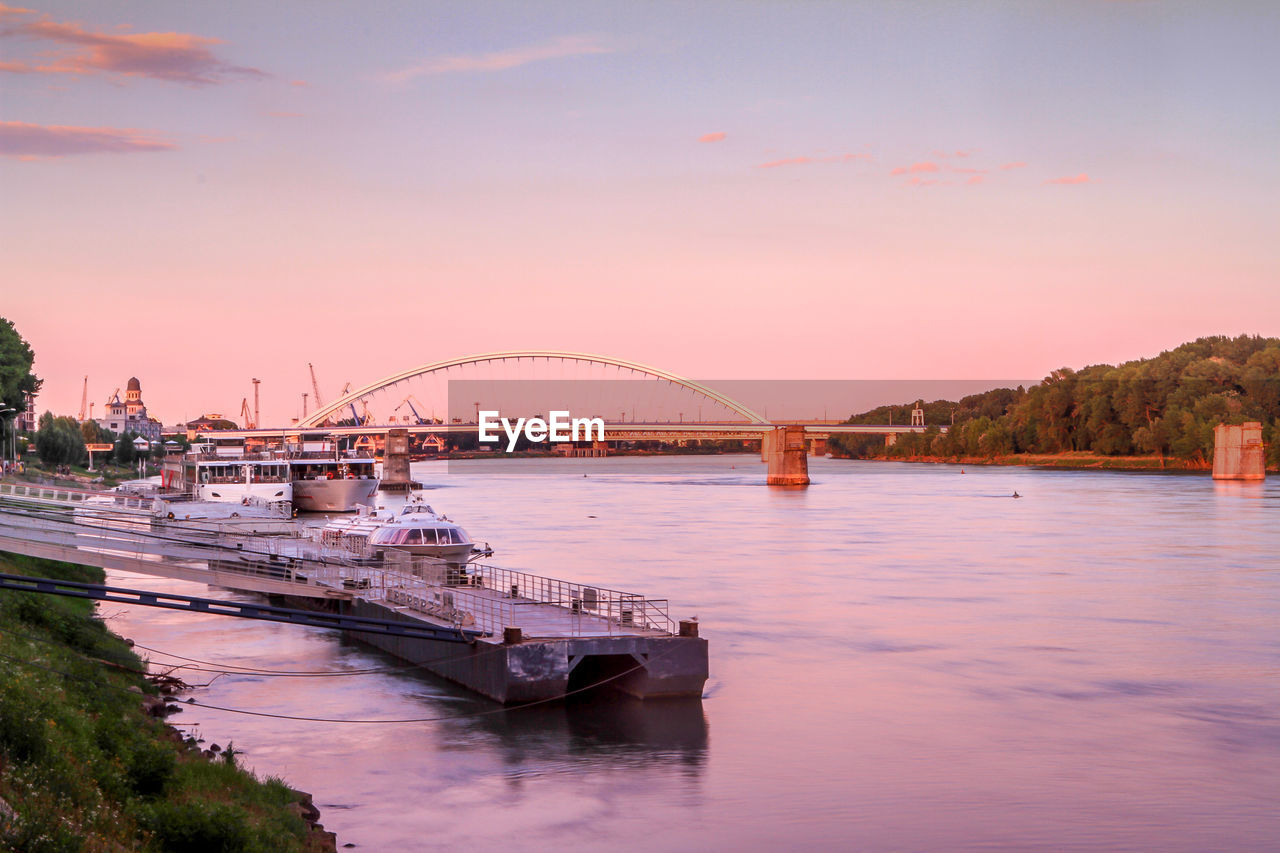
(288, 445), (379, 513)
(162, 445), (292, 507)
(320, 495), (491, 565)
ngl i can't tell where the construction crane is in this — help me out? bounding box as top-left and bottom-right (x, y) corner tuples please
(308, 363), (324, 406)
(241, 398), (255, 429)
(78, 376), (89, 422)
(393, 395), (428, 425)
(105, 387), (120, 406)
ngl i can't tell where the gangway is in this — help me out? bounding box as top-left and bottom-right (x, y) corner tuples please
(0, 572), (480, 642)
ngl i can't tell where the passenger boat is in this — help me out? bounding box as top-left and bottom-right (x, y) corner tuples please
(161, 446), (292, 507)
(288, 447), (379, 513)
(320, 495), (491, 565)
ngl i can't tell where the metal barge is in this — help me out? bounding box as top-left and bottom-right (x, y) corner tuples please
(0, 482), (707, 704)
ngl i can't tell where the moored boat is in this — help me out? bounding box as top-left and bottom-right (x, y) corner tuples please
(320, 494), (491, 565)
(288, 447), (379, 512)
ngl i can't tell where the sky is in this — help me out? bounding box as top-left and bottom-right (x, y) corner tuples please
(2, 1), (1278, 426)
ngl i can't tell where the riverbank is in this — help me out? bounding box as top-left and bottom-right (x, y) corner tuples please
(0, 553), (336, 851)
(832, 450), (1277, 472)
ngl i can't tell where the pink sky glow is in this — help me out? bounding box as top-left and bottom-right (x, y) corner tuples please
(2, 2), (1277, 426)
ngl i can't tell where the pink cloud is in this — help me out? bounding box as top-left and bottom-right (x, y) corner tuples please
(890, 161), (940, 176)
(999, 161), (1027, 170)
(966, 175), (985, 185)
(289, 79), (308, 87)
(0, 6), (264, 84)
(1045, 173), (1091, 185)
(755, 152), (868, 169)
(699, 131), (726, 143)
(385, 35), (616, 82)
(954, 149), (974, 158)
(0, 120), (175, 158)
(951, 166), (987, 174)
(758, 156), (812, 169)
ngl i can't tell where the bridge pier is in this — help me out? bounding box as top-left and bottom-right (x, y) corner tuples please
(808, 437), (827, 457)
(378, 428), (415, 492)
(1212, 422), (1265, 480)
(766, 425), (809, 487)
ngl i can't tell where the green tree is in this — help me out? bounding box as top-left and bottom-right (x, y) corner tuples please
(114, 434), (137, 465)
(35, 412), (86, 466)
(81, 420), (114, 445)
(0, 317), (42, 414)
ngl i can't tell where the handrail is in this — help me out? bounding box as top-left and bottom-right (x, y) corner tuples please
(0, 495), (678, 638)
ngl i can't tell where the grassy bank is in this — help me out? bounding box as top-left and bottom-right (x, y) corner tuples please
(0, 553), (330, 852)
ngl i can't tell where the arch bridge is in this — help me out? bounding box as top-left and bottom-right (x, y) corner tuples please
(224, 351), (941, 486)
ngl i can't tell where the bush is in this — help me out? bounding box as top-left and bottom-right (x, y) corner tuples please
(139, 800), (252, 853)
(128, 741), (177, 797)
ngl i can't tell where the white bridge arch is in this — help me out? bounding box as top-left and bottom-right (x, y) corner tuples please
(297, 351), (768, 428)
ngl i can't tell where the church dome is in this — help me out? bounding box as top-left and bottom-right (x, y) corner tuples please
(127, 377), (141, 391)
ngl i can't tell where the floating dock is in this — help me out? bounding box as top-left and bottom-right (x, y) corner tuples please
(0, 482), (707, 704)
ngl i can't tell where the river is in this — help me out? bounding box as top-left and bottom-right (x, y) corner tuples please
(104, 456), (1279, 850)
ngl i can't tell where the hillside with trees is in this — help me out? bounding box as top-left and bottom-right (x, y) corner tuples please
(830, 335), (1280, 468)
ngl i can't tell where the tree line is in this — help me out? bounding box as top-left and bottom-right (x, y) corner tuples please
(830, 335), (1280, 466)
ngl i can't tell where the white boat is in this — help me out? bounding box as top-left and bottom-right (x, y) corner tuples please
(289, 448), (379, 513)
(320, 495), (491, 565)
(162, 446), (292, 508)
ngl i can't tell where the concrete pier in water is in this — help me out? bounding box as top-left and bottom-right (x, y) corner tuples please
(1212, 422), (1266, 480)
(765, 425), (810, 486)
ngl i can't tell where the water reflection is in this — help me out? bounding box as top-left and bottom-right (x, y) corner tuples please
(101, 456), (1280, 850)
(457, 694), (709, 770)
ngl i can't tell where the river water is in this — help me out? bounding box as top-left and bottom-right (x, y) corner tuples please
(104, 457), (1279, 850)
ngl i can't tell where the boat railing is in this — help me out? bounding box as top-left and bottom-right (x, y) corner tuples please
(326, 552), (675, 636)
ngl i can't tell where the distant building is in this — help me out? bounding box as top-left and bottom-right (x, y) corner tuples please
(18, 391), (36, 432)
(185, 413), (238, 437)
(96, 376), (162, 441)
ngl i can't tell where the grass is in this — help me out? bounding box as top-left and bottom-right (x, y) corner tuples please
(0, 553), (317, 852)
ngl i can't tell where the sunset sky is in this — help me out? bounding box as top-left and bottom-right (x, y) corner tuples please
(3, 2), (1277, 425)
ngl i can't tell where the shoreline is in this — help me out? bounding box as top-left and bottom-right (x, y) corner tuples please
(0, 553), (337, 851)
(829, 451), (1277, 473)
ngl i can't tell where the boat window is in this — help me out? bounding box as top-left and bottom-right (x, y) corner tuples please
(418, 528), (438, 545)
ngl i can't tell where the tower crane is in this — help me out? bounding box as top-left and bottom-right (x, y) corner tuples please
(308, 363), (324, 406)
(393, 395), (429, 425)
(106, 388), (120, 406)
(241, 398), (255, 429)
(78, 376), (89, 422)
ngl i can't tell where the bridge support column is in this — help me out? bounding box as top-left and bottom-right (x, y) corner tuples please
(760, 430), (771, 462)
(808, 437), (827, 457)
(379, 428), (414, 491)
(766, 426), (809, 486)
(1212, 422), (1265, 480)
